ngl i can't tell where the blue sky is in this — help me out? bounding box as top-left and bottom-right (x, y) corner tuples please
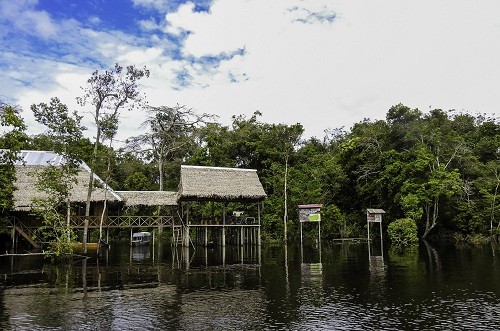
(1, 0), (499, 143)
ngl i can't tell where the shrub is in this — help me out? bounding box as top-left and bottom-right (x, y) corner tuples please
(387, 218), (418, 246)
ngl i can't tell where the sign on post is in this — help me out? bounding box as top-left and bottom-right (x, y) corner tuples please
(299, 205), (322, 223)
(298, 204), (323, 245)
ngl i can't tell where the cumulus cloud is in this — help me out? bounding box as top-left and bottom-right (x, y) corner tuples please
(131, 0), (170, 12)
(139, 18), (162, 31)
(159, 0), (500, 137)
(0, 0), (58, 39)
(2, 0), (500, 143)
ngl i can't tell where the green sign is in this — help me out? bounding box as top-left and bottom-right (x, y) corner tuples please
(299, 208), (321, 222)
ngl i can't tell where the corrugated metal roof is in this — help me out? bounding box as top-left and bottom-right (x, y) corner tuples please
(298, 204), (323, 209)
(367, 208), (386, 214)
(15, 150), (65, 166)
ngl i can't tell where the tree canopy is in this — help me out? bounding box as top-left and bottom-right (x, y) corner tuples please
(1, 81), (499, 243)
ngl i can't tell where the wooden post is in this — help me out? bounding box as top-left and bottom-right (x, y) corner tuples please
(184, 203), (190, 247)
(300, 222), (303, 247)
(222, 244), (226, 266)
(222, 227), (226, 247)
(367, 218), (370, 242)
(222, 203), (226, 247)
(258, 202), (262, 246)
(11, 227), (15, 253)
(240, 239), (244, 263)
(258, 226), (261, 246)
(183, 226), (190, 247)
(240, 226), (244, 246)
(379, 220), (383, 257)
(318, 221), (321, 243)
(204, 246), (208, 267)
(130, 228), (133, 246)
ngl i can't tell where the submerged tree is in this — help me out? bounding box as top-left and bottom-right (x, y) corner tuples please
(77, 63), (149, 252)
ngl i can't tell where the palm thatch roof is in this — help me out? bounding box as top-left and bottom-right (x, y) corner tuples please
(178, 165), (267, 202)
(12, 151), (122, 211)
(116, 191), (178, 206)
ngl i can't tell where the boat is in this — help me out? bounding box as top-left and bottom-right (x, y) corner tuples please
(131, 232), (151, 246)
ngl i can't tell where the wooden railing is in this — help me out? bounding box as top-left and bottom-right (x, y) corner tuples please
(69, 215), (175, 228)
(6, 215), (175, 229)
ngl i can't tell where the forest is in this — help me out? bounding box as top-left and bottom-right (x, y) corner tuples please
(1, 64), (499, 246)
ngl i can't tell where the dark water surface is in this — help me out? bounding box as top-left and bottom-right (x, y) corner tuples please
(1, 241), (500, 330)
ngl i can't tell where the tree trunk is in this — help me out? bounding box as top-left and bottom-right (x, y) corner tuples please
(66, 197), (71, 243)
(158, 158), (164, 191)
(283, 155), (288, 243)
(422, 198), (439, 239)
(84, 126), (101, 253)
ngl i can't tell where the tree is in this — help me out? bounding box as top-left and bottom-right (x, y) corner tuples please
(0, 101), (27, 225)
(127, 105), (215, 191)
(77, 63), (149, 252)
(30, 97), (85, 256)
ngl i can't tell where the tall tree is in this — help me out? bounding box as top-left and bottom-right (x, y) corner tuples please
(77, 63), (149, 252)
(0, 101), (27, 222)
(127, 105), (215, 191)
(31, 97), (85, 249)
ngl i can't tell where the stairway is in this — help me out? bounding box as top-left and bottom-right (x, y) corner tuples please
(14, 225), (41, 249)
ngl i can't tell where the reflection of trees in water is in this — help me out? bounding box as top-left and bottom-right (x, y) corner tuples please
(423, 240), (441, 270)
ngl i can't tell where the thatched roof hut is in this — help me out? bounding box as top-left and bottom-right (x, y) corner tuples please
(12, 151), (122, 211)
(116, 191), (178, 206)
(178, 165), (267, 202)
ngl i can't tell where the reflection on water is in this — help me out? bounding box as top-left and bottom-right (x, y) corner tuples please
(131, 245), (151, 261)
(1, 242), (500, 330)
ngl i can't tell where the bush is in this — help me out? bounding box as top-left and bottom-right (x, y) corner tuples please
(387, 218), (418, 246)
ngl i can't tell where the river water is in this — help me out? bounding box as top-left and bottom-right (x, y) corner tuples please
(1, 241), (500, 330)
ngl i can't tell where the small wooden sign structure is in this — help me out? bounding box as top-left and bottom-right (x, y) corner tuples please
(299, 204), (322, 246)
(366, 208), (385, 243)
(367, 208), (386, 274)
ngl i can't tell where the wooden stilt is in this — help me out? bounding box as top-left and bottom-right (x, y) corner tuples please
(222, 226), (226, 247)
(11, 227), (15, 253)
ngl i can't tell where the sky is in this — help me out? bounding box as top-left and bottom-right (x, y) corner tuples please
(1, 0), (500, 144)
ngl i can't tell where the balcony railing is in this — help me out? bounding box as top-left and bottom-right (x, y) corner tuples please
(69, 215), (175, 228)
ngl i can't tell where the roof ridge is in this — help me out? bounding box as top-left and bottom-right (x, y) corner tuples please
(181, 165), (257, 172)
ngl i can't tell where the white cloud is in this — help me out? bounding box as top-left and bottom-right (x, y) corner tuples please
(159, 0), (500, 137)
(2, 0), (500, 145)
(88, 16), (101, 25)
(116, 47), (164, 66)
(0, 0), (57, 39)
(132, 0), (169, 12)
(139, 18), (161, 31)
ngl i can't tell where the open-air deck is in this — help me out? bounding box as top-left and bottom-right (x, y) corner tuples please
(6, 152), (267, 250)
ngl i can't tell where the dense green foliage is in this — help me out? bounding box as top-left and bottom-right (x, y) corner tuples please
(0, 101), (27, 231)
(1, 93), (499, 244)
(30, 98), (85, 258)
(387, 218), (419, 246)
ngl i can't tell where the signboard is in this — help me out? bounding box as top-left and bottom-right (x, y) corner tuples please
(367, 209), (384, 223)
(299, 207), (321, 223)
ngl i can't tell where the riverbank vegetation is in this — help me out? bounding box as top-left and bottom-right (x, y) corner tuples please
(1, 65), (499, 246)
